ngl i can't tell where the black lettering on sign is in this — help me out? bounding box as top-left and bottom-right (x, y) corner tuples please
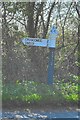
(34, 39), (42, 42)
(25, 41), (34, 46)
(27, 38), (42, 42)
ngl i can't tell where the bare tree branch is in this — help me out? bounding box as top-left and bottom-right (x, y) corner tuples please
(46, 2), (55, 32)
(35, 3), (44, 36)
(14, 17), (26, 26)
(42, 2), (56, 38)
(58, 2), (63, 28)
(40, 13), (45, 37)
(64, 2), (73, 26)
(58, 2), (73, 47)
(75, 3), (80, 17)
(7, 15), (14, 23)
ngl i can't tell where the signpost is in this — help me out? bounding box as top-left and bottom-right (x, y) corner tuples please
(22, 26), (58, 85)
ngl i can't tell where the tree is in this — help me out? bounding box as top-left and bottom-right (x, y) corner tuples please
(2, 2), (15, 83)
(2, 1), (79, 84)
(2, 2), (57, 83)
(54, 2), (79, 82)
(74, 1), (80, 79)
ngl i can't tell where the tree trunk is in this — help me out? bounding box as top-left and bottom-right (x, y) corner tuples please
(2, 3), (16, 83)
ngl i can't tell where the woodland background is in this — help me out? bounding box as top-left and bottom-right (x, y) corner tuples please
(1, 1), (80, 106)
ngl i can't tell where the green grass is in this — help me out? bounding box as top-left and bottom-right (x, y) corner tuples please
(59, 82), (78, 101)
(2, 80), (79, 104)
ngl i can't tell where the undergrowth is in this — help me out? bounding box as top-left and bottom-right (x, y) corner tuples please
(2, 80), (79, 104)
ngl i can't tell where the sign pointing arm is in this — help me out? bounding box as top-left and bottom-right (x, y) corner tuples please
(22, 38), (48, 47)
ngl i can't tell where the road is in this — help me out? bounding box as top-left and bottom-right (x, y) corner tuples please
(0, 111), (79, 119)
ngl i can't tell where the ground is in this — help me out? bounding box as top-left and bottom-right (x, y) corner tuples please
(2, 101), (79, 113)
(1, 101), (79, 119)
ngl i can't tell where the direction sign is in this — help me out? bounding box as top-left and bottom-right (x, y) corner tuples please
(22, 38), (56, 48)
(22, 38), (48, 47)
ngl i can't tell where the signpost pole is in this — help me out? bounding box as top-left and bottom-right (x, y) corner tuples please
(47, 26), (57, 85)
(47, 48), (55, 85)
